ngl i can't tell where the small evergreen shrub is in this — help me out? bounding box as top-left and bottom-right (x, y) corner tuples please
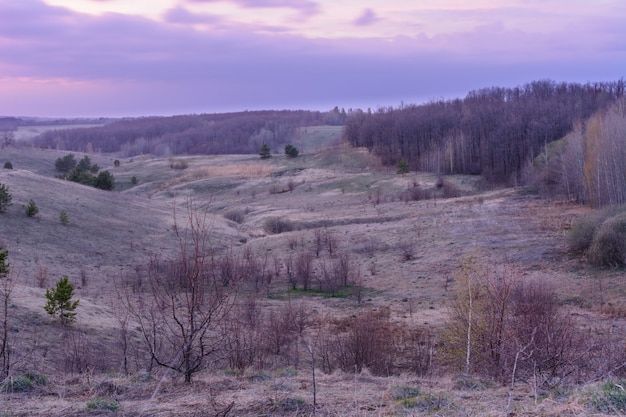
(3, 161), (12, 169)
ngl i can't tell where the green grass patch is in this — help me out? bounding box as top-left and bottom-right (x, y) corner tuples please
(287, 286), (355, 298)
(86, 397), (120, 412)
(589, 381), (626, 413)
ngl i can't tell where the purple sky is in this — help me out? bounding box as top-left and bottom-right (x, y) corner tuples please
(1, 0), (624, 118)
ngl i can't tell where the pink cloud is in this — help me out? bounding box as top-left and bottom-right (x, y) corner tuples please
(353, 8), (380, 26)
(186, 0), (320, 18)
(0, 0), (623, 117)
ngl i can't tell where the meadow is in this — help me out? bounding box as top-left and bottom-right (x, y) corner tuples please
(0, 128), (624, 416)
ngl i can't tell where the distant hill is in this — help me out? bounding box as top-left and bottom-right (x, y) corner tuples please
(30, 109), (347, 156)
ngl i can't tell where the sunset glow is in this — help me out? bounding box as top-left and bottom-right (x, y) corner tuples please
(1, 0), (623, 117)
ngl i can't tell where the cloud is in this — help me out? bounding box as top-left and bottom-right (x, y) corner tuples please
(163, 7), (222, 25)
(353, 8), (380, 26)
(0, 0), (624, 117)
(186, 0), (320, 18)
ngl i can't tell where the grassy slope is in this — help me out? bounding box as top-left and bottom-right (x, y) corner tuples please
(0, 135), (623, 416)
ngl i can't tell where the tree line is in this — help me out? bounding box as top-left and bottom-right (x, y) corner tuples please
(343, 80), (624, 184)
(32, 110), (346, 157)
(527, 97), (626, 207)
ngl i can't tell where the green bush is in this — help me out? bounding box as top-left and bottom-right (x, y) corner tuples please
(86, 397), (120, 412)
(3, 161), (12, 169)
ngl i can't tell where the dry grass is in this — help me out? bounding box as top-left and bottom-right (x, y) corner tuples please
(0, 144), (623, 416)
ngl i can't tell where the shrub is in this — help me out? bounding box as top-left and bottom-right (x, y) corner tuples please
(263, 217), (294, 234)
(224, 209), (245, 224)
(441, 179), (462, 198)
(131, 176), (137, 185)
(113, 159), (120, 167)
(3, 161), (12, 169)
(169, 159), (188, 170)
(567, 215), (603, 254)
(86, 397), (120, 412)
(567, 204), (626, 255)
(284, 144), (299, 158)
(441, 262), (581, 385)
(586, 214), (626, 266)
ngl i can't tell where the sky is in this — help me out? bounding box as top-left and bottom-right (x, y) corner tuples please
(0, 0), (624, 118)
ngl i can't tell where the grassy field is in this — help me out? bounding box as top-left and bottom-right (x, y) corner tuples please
(0, 141), (624, 416)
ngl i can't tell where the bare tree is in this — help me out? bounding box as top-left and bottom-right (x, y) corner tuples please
(129, 202), (242, 383)
(295, 251), (314, 291)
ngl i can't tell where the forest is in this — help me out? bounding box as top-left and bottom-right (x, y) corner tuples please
(343, 80), (624, 188)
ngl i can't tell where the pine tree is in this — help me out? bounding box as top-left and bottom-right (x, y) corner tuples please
(44, 276), (79, 325)
(396, 159), (409, 175)
(259, 143), (271, 159)
(0, 183), (11, 213)
(59, 210), (69, 225)
(284, 144), (299, 158)
(24, 200), (38, 217)
(0, 246), (8, 277)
